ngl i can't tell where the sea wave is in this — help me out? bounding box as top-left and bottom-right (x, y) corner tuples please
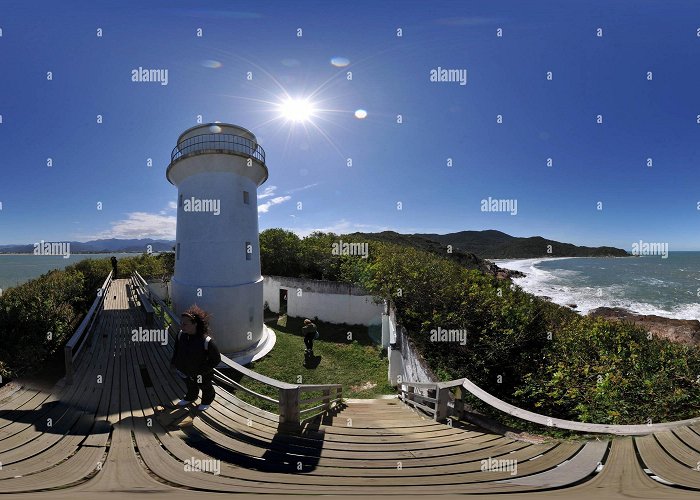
(493, 258), (700, 321)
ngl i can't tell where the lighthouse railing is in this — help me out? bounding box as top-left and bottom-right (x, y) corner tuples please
(132, 271), (343, 427)
(170, 133), (266, 165)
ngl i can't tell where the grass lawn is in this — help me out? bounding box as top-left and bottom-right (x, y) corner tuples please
(220, 314), (396, 413)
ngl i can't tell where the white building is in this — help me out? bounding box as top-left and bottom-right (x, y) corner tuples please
(166, 123), (275, 363)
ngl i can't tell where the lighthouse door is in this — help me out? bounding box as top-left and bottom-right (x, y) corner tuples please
(279, 288), (288, 315)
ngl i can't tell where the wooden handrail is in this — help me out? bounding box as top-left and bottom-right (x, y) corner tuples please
(64, 271), (112, 384)
(299, 384), (342, 392)
(460, 377), (700, 435)
(400, 381), (438, 389)
(399, 374), (700, 435)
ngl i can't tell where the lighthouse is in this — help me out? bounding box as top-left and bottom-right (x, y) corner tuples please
(166, 123), (275, 363)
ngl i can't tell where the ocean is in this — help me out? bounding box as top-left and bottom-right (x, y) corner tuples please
(494, 252), (700, 320)
(0, 253), (135, 291)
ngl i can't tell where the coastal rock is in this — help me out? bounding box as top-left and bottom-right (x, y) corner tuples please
(588, 307), (700, 346)
(486, 262), (526, 280)
(567, 303), (577, 309)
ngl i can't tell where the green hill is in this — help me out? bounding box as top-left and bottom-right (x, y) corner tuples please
(351, 230), (628, 259)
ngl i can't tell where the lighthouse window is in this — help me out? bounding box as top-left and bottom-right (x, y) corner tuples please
(243, 190), (250, 204)
(179, 194), (183, 207)
(176, 243), (180, 260)
(245, 242), (252, 260)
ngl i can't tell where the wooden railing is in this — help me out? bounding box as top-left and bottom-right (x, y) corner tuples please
(131, 271), (343, 428)
(400, 376), (700, 435)
(64, 271), (112, 384)
(398, 379), (464, 422)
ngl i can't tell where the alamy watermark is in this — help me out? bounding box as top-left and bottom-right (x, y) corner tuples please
(430, 326), (467, 345)
(131, 327), (168, 345)
(184, 457), (220, 475)
(481, 457), (518, 476)
(183, 197), (220, 215)
(331, 239), (368, 259)
(131, 67), (168, 86)
(429, 67), (467, 86)
(34, 241), (70, 258)
(481, 197), (517, 215)
(631, 240), (668, 259)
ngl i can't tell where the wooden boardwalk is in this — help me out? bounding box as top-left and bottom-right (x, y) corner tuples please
(1, 279), (700, 498)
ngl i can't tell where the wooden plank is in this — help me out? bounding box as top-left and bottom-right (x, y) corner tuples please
(653, 430), (700, 468)
(636, 433), (700, 488)
(0, 307), (111, 463)
(498, 440), (608, 487)
(555, 437), (672, 495)
(672, 426), (700, 452)
(70, 318), (180, 493)
(0, 338), (103, 473)
(0, 279), (127, 491)
(188, 410), (533, 469)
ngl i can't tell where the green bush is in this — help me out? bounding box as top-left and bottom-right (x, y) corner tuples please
(514, 316), (700, 424)
(0, 269), (84, 379)
(115, 253), (170, 279)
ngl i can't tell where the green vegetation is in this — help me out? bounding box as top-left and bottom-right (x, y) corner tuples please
(259, 228), (700, 426)
(411, 229), (629, 258)
(224, 316), (393, 413)
(0, 269), (84, 380)
(0, 253), (174, 381)
(260, 228), (492, 280)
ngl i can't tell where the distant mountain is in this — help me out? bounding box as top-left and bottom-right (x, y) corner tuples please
(347, 230), (628, 259)
(0, 238), (175, 254)
(346, 230), (495, 273)
(416, 231), (628, 258)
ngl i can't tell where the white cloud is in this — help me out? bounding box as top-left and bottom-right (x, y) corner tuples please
(258, 196), (291, 214)
(285, 182), (319, 194)
(289, 219), (391, 238)
(160, 201), (178, 215)
(258, 186), (278, 199)
(88, 212), (176, 240)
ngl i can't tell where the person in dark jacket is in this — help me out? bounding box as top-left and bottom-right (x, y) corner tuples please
(170, 305), (221, 411)
(110, 256), (118, 278)
(302, 318), (317, 355)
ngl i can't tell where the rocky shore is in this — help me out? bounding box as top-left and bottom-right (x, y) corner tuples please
(485, 261), (526, 280)
(588, 307), (700, 346)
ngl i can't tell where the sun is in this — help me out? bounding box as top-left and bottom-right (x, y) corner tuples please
(277, 97), (317, 123)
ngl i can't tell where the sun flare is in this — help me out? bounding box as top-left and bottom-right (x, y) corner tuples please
(277, 97), (317, 123)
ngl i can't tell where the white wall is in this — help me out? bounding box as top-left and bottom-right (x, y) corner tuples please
(386, 302), (437, 388)
(263, 276), (384, 327)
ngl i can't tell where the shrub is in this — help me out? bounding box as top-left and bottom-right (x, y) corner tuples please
(0, 269), (84, 378)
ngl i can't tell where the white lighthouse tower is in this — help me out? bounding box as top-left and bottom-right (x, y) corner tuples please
(166, 123), (275, 363)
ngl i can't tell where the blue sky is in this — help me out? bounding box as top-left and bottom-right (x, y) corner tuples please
(1, 0), (700, 250)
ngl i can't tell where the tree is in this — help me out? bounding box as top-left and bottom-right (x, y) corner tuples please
(259, 229), (302, 276)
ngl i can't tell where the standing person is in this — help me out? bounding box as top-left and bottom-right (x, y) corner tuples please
(110, 256), (118, 278)
(170, 305), (221, 411)
(302, 318), (318, 355)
